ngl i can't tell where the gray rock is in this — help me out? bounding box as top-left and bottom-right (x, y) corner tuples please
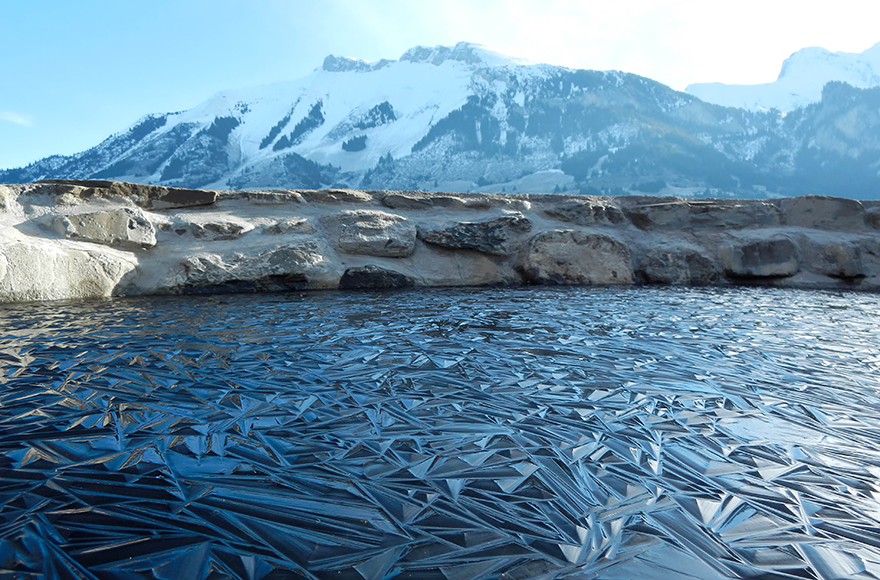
(855, 239), (880, 278)
(146, 186), (217, 210)
(5, 181), (880, 303)
(721, 237), (799, 278)
(264, 218), (315, 235)
(38, 179), (216, 209)
(620, 197), (780, 230)
(618, 198), (689, 230)
(0, 185), (18, 212)
(381, 192), (496, 211)
(381, 193), (435, 210)
(339, 265), (415, 290)
(685, 200), (781, 229)
(866, 207), (880, 230)
(418, 214), (532, 255)
(518, 230), (633, 285)
(0, 240), (136, 302)
(320, 210), (416, 257)
(432, 196), (492, 210)
(52, 208), (157, 250)
(637, 249), (720, 285)
(543, 199), (626, 227)
(305, 189), (375, 204)
(189, 220), (253, 240)
(780, 195), (865, 231)
(800, 239), (863, 279)
(246, 191), (306, 205)
(169, 242), (336, 293)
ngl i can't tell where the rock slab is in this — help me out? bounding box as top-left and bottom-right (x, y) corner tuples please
(518, 231), (633, 285)
(39, 179), (217, 209)
(543, 199), (627, 227)
(637, 249), (720, 285)
(722, 237), (799, 278)
(164, 242), (339, 294)
(188, 220), (253, 240)
(781, 196), (865, 231)
(339, 265), (415, 290)
(419, 215), (532, 255)
(321, 210), (416, 257)
(0, 240), (135, 302)
(52, 208), (156, 250)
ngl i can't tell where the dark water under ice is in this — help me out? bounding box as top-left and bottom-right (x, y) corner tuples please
(2, 286), (880, 580)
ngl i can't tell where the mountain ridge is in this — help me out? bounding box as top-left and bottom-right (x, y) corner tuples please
(4, 41), (880, 199)
(686, 42), (880, 112)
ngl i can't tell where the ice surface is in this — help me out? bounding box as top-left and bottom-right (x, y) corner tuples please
(1, 287), (879, 579)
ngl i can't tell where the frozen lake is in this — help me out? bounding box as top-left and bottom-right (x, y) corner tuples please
(1, 287), (880, 579)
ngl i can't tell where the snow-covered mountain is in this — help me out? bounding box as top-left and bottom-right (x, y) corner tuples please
(686, 42), (880, 112)
(4, 41), (880, 199)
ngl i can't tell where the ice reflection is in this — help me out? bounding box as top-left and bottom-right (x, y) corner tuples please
(1, 287), (880, 579)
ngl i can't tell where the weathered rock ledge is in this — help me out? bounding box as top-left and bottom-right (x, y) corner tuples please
(1, 180), (879, 302)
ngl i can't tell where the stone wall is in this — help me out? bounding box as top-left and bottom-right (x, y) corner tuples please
(1, 180), (879, 302)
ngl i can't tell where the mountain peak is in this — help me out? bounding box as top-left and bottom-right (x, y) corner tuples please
(399, 42), (530, 68)
(777, 46), (836, 81)
(7, 39), (880, 200)
(686, 40), (880, 112)
(320, 42), (525, 74)
(321, 54), (393, 73)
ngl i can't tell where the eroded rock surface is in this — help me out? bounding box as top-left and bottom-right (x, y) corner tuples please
(418, 215), (532, 255)
(543, 199), (626, 227)
(0, 240), (136, 302)
(637, 249), (720, 285)
(264, 218), (315, 235)
(246, 191), (306, 205)
(781, 196), (865, 231)
(518, 231), (633, 285)
(867, 207), (880, 230)
(320, 210), (416, 257)
(305, 189), (375, 205)
(721, 237), (800, 278)
(1, 180), (879, 302)
(51, 208), (156, 250)
(800, 238), (863, 279)
(188, 220), (253, 241)
(339, 265), (415, 290)
(686, 200), (781, 229)
(0, 185), (19, 213)
(382, 193), (435, 211)
(37, 179), (216, 209)
(164, 241), (339, 294)
(619, 198), (781, 230)
(381, 191), (520, 211)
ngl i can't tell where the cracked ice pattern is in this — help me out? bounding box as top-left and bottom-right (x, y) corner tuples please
(2, 287), (880, 579)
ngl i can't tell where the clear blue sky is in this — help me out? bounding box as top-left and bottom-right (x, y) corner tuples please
(2, 0), (879, 170)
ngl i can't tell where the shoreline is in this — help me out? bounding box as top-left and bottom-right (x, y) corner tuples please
(1, 180), (879, 303)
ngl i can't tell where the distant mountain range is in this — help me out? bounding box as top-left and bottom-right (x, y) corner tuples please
(4, 41), (880, 199)
(687, 42), (880, 112)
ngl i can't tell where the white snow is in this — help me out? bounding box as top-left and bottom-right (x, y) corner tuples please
(127, 41), (556, 182)
(686, 42), (880, 112)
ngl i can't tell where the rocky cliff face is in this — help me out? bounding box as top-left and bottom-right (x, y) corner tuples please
(4, 43), (880, 200)
(1, 180), (879, 303)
